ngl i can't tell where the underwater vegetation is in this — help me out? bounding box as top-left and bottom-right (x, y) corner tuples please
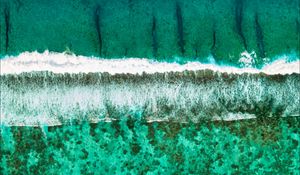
(1, 117), (299, 174)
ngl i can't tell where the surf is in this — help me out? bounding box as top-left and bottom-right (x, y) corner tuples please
(1, 50), (299, 75)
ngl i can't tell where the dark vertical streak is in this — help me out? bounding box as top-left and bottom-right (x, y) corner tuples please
(254, 13), (265, 58)
(296, 19), (300, 53)
(15, 0), (23, 12)
(235, 0), (247, 50)
(152, 16), (158, 57)
(176, 2), (184, 55)
(4, 6), (10, 53)
(296, 19), (300, 32)
(128, 0), (133, 11)
(124, 48), (128, 57)
(94, 5), (102, 56)
(211, 24), (217, 58)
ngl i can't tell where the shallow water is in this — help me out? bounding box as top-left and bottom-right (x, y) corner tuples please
(1, 118), (299, 174)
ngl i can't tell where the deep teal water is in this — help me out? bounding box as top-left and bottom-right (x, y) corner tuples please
(0, 0), (299, 66)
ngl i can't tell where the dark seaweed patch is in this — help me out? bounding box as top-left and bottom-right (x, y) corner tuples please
(152, 16), (158, 58)
(211, 25), (217, 58)
(14, 0), (24, 12)
(94, 5), (103, 56)
(176, 2), (185, 55)
(128, 0), (133, 10)
(4, 5), (11, 53)
(1, 117), (299, 174)
(235, 0), (247, 50)
(296, 19), (300, 32)
(255, 13), (265, 58)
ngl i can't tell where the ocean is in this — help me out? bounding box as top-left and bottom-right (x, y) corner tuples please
(0, 0), (299, 174)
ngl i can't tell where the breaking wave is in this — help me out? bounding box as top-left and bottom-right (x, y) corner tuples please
(1, 72), (299, 126)
(1, 51), (299, 126)
(1, 51), (299, 75)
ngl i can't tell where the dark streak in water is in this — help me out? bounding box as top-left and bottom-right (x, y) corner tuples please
(211, 24), (217, 58)
(176, 2), (185, 55)
(152, 16), (158, 57)
(235, 0), (247, 50)
(94, 5), (103, 56)
(128, 0), (133, 10)
(297, 19), (300, 51)
(4, 6), (10, 53)
(15, 0), (24, 12)
(296, 19), (300, 32)
(255, 13), (265, 58)
(124, 48), (128, 57)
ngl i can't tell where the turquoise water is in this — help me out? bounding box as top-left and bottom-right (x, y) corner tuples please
(1, 0), (300, 174)
(1, 118), (300, 174)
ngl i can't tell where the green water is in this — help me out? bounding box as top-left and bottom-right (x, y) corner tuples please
(1, 118), (299, 174)
(0, 0), (299, 65)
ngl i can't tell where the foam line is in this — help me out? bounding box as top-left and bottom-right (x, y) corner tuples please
(1, 51), (299, 75)
(1, 113), (258, 127)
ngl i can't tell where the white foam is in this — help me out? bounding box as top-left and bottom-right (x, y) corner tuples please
(239, 51), (256, 67)
(0, 113), (258, 126)
(1, 51), (299, 75)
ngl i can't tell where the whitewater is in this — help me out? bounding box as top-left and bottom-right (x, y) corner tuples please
(1, 51), (299, 126)
(1, 51), (299, 75)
